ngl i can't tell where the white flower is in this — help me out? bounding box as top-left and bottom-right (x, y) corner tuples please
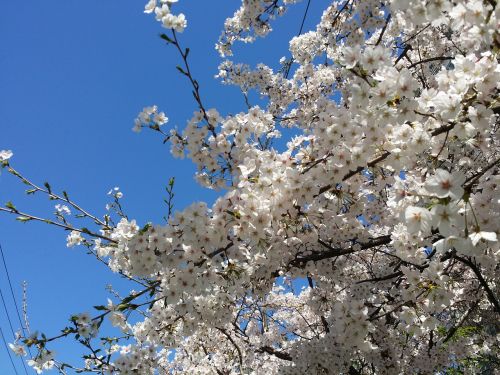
(67, 231), (84, 247)
(434, 236), (480, 259)
(9, 343), (27, 356)
(469, 230), (497, 246)
(431, 204), (460, 237)
(153, 112), (168, 125)
(78, 324), (92, 338)
(55, 204), (71, 215)
(109, 312), (129, 332)
(27, 350), (55, 374)
(155, 4), (170, 21)
(426, 169), (466, 200)
(238, 157), (256, 178)
(144, 0), (156, 13)
(0, 150), (13, 161)
(108, 186), (123, 199)
(132, 118), (142, 133)
(405, 206), (433, 234)
(76, 312), (91, 325)
(340, 46), (361, 69)
(113, 218), (139, 240)
(162, 13), (187, 32)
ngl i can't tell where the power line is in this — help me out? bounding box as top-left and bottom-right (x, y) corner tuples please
(0, 242), (30, 374)
(0, 326), (20, 375)
(285, 0), (312, 79)
(0, 288), (17, 340)
(297, 0), (312, 36)
(0, 243), (32, 358)
(0, 288), (29, 375)
(0, 243), (28, 337)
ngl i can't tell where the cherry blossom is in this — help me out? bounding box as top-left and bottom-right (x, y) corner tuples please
(2, 0), (499, 373)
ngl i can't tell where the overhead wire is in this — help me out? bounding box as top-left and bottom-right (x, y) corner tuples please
(0, 243), (33, 357)
(0, 288), (17, 343)
(0, 288), (29, 375)
(0, 326), (20, 375)
(0, 242), (31, 374)
(0, 243), (29, 339)
(284, 0), (312, 79)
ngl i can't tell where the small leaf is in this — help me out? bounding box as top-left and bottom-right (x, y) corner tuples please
(44, 182), (52, 193)
(116, 304), (128, 311)
(5, 201), (17, 212)
(225, 210), (241, 219)
(16, 216), (32, 223)
(159, 33), (174, 44)
(176, 65), (187, 75)
(7, 168), (20, 177)
(139, 223), (152, 235)
(121, 295), (135, 304)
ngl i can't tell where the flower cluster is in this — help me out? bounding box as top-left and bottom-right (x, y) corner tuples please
(216, 0), (303, 57)
(133, 105), (168, 133)
(144, 0), (186, 33)
(7, 0), (500, 374)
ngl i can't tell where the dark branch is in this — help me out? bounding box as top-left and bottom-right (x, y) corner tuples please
(408, 56), (453, 69)
(453, 255), (500, 315)
(290, 235), (392, 266)
(258, 346), (292, 361)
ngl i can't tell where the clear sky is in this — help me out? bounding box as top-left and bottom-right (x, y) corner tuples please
(0, 1), (324, 373)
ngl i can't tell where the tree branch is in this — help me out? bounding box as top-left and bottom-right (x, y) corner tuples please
(290, 235), (392, 266)
(408, 56), (453, 69)
(453, 255), (500, 315)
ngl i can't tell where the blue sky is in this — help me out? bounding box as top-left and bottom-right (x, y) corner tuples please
(0, 1), (325, 373)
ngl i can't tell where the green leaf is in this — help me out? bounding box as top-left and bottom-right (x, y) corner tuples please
(116, 303), (128, 311)
(5, 201), (17, 212)
(44, 182), (52, 193)
(159, 33), (174, 44)
(225, 210), (241, 219)
(93, 305), (107, 311)
(7, 168), (20, 177)
(26, 189), (37, 195)
(16, 216), (32, 223)
(139, 223), (152, 235)
(176, 65), (188, 75)
(121, 295), (136, 304)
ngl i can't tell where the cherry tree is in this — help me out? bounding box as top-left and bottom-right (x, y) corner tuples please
(2, 0), (499, 373)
